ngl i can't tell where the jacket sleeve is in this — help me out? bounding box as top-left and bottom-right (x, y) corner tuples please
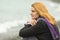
(19, 20), (47, 37)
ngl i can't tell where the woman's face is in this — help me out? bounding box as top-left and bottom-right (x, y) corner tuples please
(30, 7), (39, 19)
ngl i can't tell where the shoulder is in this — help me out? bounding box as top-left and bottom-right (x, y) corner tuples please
(37, 18), (46, 25)
(36, 18), (49, 29)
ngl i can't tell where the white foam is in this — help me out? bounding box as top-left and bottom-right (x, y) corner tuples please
(0, 20), (26, 33)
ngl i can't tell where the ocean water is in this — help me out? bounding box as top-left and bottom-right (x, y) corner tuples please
(0, 20), (25, 40)
(0, 0), (60, 22)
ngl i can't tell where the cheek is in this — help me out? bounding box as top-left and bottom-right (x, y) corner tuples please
(31, 13), (36, 17)
(30, 11), (38, 17)
(34, 12), (38, 16)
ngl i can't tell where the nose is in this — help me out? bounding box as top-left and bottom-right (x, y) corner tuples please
(30, 12), (33, 16)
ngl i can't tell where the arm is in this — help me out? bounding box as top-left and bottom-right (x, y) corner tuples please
(19, 20), (46, 37)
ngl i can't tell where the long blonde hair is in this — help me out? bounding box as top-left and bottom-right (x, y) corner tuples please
(32, 2), (56, 25)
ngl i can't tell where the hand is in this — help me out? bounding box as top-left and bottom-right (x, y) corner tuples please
(27, 19), (37, 26)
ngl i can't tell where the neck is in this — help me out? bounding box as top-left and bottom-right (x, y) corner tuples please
(36, 16), (44, 20)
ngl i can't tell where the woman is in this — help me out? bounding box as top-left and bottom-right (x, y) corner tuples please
(19, 2), (59, 40)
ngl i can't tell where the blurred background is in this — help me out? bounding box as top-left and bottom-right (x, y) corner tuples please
(0, 0), (60, 40)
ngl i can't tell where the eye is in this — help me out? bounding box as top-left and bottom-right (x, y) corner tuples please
(32, 10), (35, 12)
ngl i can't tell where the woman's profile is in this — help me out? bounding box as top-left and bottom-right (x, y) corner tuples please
(19, 2), (59, 40)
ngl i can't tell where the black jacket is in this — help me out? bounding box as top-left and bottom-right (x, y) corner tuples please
(19, 18), (59, 40)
